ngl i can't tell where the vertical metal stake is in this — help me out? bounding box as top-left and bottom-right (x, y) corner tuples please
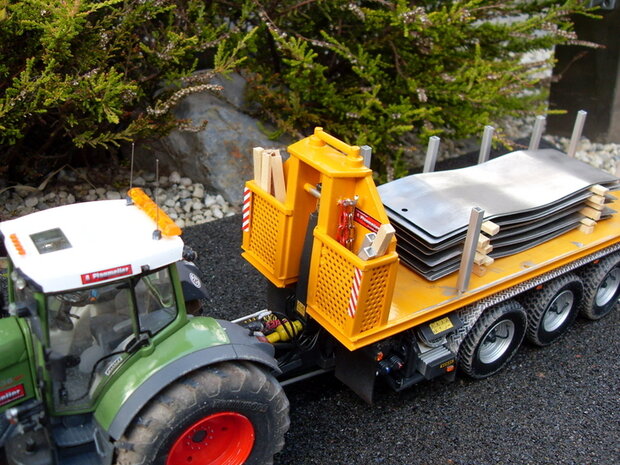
(423, 136), (440, 173)
(478, 126), (494, 164)
(528, 115), (546, 151)
(456, 207), (485, 294)
(130, 142), (135, 190)
(360, 145), (372, 168)
(567, 110), (587, 158)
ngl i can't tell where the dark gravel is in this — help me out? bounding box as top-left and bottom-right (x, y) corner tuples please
(188, 215), (620, 465)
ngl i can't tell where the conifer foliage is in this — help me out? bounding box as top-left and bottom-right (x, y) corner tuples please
(0, 0), (245, 181)
(240, 0), (595, 177)
(0, 1), (594, 182)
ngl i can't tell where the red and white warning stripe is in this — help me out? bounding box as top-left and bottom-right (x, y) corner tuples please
(347, 267), (363, 318)
(242, 187), (252, 232)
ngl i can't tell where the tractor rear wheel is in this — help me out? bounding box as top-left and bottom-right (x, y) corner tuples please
(579, 253), (620, 320)
(114, 361), (289, 465)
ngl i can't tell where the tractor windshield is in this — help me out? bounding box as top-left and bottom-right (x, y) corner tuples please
(46, 267), (178, 411)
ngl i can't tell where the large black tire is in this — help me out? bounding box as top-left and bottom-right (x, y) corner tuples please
(459, 301), (527, 379)
(578, 253), (620, 320)
(519, 274), (582, 347)
(114, 361), (289, 465)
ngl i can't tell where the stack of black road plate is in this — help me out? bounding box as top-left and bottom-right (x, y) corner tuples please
(378, 149), (619, 281)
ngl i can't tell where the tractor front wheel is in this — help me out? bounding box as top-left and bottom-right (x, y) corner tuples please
(115, 361), (289, 465)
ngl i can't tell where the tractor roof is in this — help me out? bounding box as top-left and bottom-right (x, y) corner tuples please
(0, 196), (184, 293)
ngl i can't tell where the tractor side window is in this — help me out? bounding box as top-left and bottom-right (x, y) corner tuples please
(135, 267), (177, 336)
(47, 281), (134, 410)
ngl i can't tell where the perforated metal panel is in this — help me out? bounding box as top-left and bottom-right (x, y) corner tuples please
(247, 193), (280, 271)
(360, 264), (393, 332)
(314, 245), (352, 332)
(311, 237), (397, 337)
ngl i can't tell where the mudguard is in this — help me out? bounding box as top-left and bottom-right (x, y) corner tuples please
(0, 317), (35, 415)
(95, 317), (279, 441)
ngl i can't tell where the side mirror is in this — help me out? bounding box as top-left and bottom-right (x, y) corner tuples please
(12, 300), (44, 342)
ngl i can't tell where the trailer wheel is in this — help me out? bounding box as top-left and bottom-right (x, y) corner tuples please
(520, 274), (582, 347)
(459, 301), (526, 379)
(579, 253), (620, 320)
(114, 361), (289, 465)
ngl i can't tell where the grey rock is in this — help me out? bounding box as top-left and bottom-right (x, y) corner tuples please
(131, 72), (290, 204)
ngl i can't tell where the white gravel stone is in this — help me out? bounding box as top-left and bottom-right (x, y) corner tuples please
(169, 171), (181, 184)
(132, 176), (146, 187)
(204, 195), (217, 208)
(106, 191), (122, 200)
(25, 197), (38, 208)
(192, 184), (205, 198)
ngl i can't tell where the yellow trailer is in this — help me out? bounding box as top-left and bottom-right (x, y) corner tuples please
(241, 127), (620, 401)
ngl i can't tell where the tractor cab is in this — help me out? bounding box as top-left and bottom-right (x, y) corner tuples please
(0, 189), (189, 414)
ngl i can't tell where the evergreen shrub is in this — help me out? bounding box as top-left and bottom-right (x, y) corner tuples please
(0, 0), (597, 183)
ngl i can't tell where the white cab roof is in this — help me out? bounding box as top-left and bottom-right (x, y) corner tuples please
(0, 199), (184, 293)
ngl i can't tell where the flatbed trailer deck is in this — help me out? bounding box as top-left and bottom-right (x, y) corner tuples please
(243, 127), (620, 351)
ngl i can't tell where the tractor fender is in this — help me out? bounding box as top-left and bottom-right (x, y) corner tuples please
(96, 318), (279, 441)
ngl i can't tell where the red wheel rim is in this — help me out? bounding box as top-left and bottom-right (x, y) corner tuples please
(167, 412), (255, 465)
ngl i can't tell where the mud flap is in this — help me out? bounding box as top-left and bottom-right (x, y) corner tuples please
(335, 345), (376, 404)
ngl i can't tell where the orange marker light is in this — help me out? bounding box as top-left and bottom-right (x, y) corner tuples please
(445, 365), (455, 373)
(10, 234), (26, 255)
(128, 188), (182, 237)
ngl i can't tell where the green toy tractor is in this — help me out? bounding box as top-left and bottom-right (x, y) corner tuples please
(0, 188), (289, 465)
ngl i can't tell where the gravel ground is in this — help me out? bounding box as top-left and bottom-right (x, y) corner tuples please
(189, 215), (620, 465)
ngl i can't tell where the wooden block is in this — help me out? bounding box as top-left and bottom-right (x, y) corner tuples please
(372, 224), (396, 257)
(474, 252), (494, 266)
(260, 150), (272, 192)
(270, 150), (286, 203)
(472, 264), (487, 277)
(589, 184), (609, 196)
(481, 221), (500, 236)
(580, 206), (602, 221)
(477, 234), (490, 250)
(477, 243), (493, 255)
(585, 199), (604, 211)
(580, 217), (596, 227)
(252, 147), (264, 182)
(579, 224), (595, 235)
(588, 194), (606, 206)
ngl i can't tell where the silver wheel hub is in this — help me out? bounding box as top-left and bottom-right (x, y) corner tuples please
(479, 320), (515, 364)
(595, 268), (620, 308)
(542, 289), (574, 332)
